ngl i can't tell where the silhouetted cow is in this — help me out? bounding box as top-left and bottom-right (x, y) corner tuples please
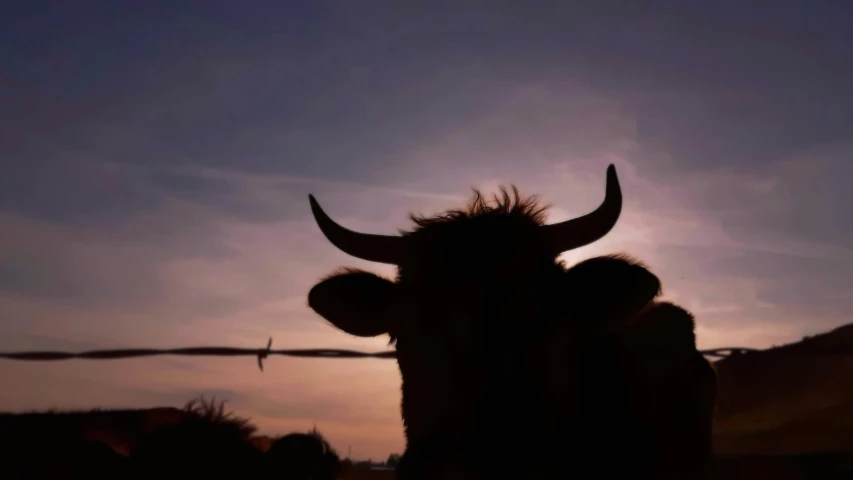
(307, 165), (717, 479)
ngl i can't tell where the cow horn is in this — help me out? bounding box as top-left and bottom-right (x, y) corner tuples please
(309, 195), (403, 265)
(543, 164), (622, 254)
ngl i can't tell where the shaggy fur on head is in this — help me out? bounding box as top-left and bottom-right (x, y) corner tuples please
(406, 186), (550, 232)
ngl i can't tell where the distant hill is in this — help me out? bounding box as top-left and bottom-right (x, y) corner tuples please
(712, 323), (853, 455)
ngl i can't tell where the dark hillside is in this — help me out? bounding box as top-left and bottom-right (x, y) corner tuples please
(713, 323), (853, 455)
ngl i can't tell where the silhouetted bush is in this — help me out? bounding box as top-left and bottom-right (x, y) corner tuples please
(264, 427), (340, 480)
(182, 395), (257, 438)
(386, 452), (402, 467)
(2, 397), (351, 479)
(130, 396), (263, 479)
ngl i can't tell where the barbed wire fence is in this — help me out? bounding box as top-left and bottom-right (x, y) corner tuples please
(2, 339), (850, 372)
(0, 338), (396, 372)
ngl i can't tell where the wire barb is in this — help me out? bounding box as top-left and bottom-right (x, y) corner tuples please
(257, 337), (273, 372)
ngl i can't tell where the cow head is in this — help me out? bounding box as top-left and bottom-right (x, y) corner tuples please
(307, 165), (715, 478)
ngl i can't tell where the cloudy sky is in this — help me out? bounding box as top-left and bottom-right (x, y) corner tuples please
(2, 0), (851, 459)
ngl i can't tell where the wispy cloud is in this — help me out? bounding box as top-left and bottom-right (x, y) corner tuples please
(157, 163), (469, 202)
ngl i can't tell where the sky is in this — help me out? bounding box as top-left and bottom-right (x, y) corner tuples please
(1, 0), (852, 460)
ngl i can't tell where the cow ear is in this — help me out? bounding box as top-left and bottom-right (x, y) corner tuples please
(564, 254), (662, 329)
(308, 268), (397, 337)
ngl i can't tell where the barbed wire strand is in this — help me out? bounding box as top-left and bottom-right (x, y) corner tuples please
(0, 337), (397, 372)
(1, 340), (849, 372)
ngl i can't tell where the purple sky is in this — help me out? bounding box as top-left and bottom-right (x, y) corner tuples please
(1, 0), (852, 460)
